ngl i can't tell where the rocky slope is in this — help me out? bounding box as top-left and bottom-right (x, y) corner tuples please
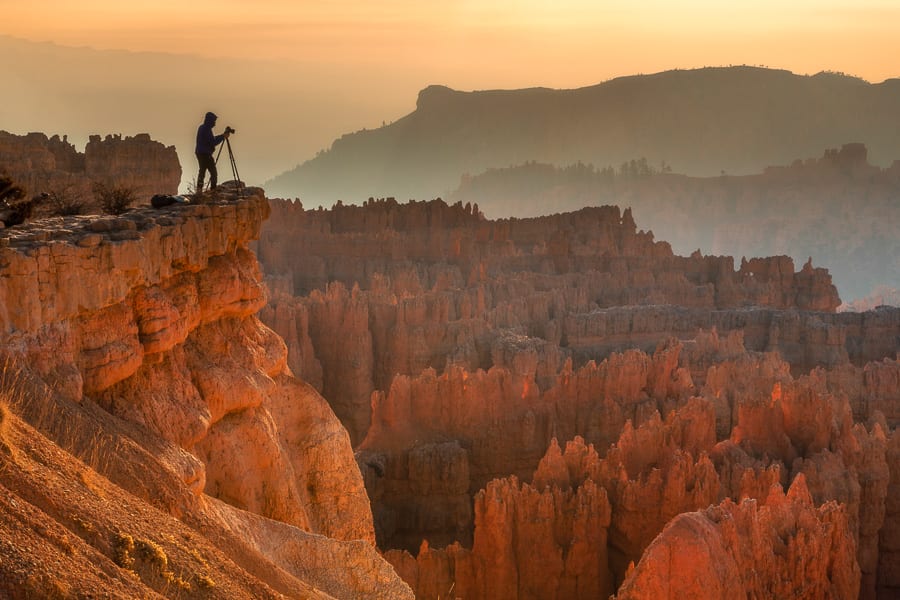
(0, 186), (412, 598)
(257, 197), (899, 599)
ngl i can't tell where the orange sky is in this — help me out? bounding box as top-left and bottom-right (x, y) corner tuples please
(4, 0), (899, 87)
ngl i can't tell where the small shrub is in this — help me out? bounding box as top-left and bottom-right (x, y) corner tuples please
(47, 185), (87, 216)
(135, 538), (168, 571)
(113, 532), (135, 568)
(0, 174), (25, 204)
(1, 174), (34, 226)
(174, 575), (192, 591)
(93, 182), (135, 215)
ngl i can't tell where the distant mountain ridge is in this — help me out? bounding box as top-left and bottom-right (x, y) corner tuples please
(265, 66), (900, 203)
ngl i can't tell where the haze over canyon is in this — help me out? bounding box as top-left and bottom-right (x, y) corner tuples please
(0, 123), (897, 597)
(1, 16), (899, 597)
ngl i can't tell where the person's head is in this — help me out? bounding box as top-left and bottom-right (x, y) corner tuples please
(204, 112), (218, 126)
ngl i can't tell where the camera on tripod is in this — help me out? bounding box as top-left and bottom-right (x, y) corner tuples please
(224, 126), (236, 135)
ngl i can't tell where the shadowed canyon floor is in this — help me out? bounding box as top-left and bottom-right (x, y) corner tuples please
(258, 197), (900, 599)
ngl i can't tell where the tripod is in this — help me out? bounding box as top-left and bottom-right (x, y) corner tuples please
(214, 135), (244, 197)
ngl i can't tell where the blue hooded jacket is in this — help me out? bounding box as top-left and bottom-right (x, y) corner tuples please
(195, 112), (225, 155)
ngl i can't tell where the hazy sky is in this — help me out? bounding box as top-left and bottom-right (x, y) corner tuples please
(4, 0), (899, 87)
(3, 1), (899, 189)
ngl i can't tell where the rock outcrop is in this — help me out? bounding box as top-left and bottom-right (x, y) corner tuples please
(0, 131), (180, 210)
(615, 476), (860, 600)
(0, 187), (412, 598)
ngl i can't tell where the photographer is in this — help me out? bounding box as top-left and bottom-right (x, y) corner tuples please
(194, 112), (232, 191)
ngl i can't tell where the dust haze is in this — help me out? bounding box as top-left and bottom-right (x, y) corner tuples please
(1, 35), (418, 190)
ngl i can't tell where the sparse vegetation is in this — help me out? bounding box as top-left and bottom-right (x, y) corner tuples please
(72, 515), (96, 535)
(115, 532), (192, 591)
(187, 179), (203, 204)
(113, 532), (136, 569)
(93, 182), (135, 215)
(188, 547), (210, 568)
(0, 173), (25, 204)
(47, 184), (87, 216)
(0, 173), (36, 226)
(0, 358), (26, 458)
(135, 538), (169, 571)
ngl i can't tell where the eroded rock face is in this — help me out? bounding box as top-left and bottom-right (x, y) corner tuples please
(378, 341), (893, 598)
(258, 199), (889, 452)
(385, 475), (614, 600)
(0, 131), (180, 210)
(251, 197), (899, 598)
(0, 189), (409, 597)
(615, 476), (860, 600)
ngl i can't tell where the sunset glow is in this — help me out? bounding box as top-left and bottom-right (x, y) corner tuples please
(4, 0), (899, 85)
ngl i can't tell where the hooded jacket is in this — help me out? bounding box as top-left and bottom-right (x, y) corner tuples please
(195, 112), (225, 155)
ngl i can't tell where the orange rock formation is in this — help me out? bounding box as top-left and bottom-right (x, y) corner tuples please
(0, 187), (412, 598)
(616, 476), (860, 600)
(255, 197), (899, 599)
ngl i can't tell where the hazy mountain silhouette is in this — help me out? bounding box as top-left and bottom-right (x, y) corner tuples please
(0, 35), (411, 190)
(447, 144), (899, 303)
(265, 66), (900, 203)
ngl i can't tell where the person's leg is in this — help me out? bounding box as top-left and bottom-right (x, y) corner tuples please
(196, 152), (208, 191)
(208, 158), (218, 189)
(196, 153), (218, 191)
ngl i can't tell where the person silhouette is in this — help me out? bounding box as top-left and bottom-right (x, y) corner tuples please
(195, 112), (230, 191)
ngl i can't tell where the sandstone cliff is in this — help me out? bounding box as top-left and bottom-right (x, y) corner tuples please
(0, 187), (412, 598)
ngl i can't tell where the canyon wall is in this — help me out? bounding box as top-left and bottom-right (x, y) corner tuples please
(0, 187), (412, 598)
(0, 130), (181, 209)
(257, 197), (899, 599)
(259, 198), (847, 446)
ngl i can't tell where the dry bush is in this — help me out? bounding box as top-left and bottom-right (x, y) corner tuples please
(93, 182), (135, 215)
(0, 359), (25, 448)
(47, 185), (87, 216)
(0, 173), (25, 204)
(0, 356), (121, 474)
(1, 173), (34, 226)
(1, 357), (52, 432)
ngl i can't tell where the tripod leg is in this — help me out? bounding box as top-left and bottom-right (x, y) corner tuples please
(225, 138), (244, 197)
